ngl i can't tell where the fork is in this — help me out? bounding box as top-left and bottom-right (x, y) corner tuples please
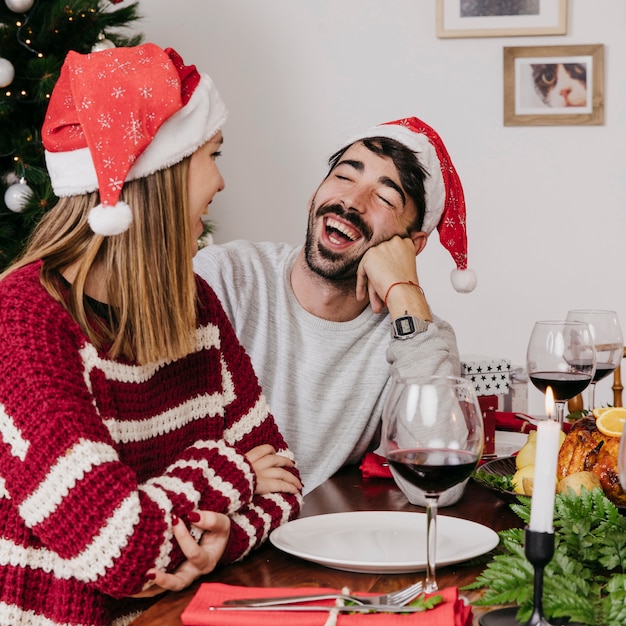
(223, 580), (424, 607)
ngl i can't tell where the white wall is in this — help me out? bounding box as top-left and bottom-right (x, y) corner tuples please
(133, 0), (626, 414)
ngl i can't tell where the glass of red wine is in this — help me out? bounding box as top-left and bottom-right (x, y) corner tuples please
(526, 320), (596, 424)
(381, 375), (484, 593)
(565, 310), (623, 410)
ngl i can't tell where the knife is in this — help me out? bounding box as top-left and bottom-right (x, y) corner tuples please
(209, 604), (425, 613)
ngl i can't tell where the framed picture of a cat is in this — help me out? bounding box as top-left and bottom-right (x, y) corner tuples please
(503, 44), (604, 126)
(437, 0), (567, 38)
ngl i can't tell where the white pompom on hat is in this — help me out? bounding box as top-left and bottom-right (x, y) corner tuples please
(42, 43), (228, 236)
(349, 117), (477, 293)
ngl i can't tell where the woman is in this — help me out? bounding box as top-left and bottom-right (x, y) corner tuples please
(0, 43), (302, 626)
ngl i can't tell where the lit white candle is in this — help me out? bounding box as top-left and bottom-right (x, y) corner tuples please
(529, 388), (560, 533)
(545, 387), (555, 420)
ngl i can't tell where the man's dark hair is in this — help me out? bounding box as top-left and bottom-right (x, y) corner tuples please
(327, 136), (428, 232)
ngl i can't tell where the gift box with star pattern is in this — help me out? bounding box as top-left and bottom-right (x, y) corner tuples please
(461, 355), (511, 396)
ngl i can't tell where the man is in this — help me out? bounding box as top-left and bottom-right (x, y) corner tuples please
(194, 117), (476, 494)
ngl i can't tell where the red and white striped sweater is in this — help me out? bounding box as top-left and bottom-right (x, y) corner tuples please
(0, 261), (302, 626)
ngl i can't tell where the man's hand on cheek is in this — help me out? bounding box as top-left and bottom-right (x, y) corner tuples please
(356, 236), (419, 313)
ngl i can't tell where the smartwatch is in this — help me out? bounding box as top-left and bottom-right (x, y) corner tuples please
(391, 315), (430, 340)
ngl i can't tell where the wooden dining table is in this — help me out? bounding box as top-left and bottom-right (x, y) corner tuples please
(129, 464), (523, 626)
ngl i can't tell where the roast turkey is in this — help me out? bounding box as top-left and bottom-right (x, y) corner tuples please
(557, 416), (626, 506)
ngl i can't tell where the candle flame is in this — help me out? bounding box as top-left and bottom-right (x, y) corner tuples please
(545, 386), (555, 419)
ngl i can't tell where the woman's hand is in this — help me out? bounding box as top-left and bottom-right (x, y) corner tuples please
(132, 446), (301, 599)
(245, 444), (302, 495)
(132, 511), (231, 598)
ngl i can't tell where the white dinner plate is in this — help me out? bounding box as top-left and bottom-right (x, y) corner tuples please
(270, 511), (499, 573)
(494, 431), (527, 457)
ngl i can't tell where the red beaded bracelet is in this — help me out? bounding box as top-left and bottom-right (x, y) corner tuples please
(384, 280), (425, 308)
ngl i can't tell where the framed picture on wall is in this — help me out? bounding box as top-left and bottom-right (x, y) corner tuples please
(437, 0), (567, 38)
(503, 44), (604, 126)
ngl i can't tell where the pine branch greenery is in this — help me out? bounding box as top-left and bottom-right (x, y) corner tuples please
(464, 488), (626, 625)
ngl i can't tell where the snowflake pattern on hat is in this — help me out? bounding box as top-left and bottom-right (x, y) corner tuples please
(43, 43), (228, 236)
(44, 45), (183, 235)
(350, 116), (477, 293)
(388, 117), (468, 271)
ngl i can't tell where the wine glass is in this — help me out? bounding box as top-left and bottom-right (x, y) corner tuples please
(381, 375), (483, 593)
(526, 320), (596, 425)
(566, 309), (623, 410)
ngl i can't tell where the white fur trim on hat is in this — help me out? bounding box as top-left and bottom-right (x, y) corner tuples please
(88, 202), (133, 236)
(44, 73), (227, 198)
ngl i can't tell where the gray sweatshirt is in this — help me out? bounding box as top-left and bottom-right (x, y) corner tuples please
(194, 241), (460, 494)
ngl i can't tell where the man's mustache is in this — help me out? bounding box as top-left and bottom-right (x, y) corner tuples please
(315, 204), (373, 241)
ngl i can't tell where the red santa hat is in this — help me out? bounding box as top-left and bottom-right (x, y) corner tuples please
(349, 117), (477, 293)
(42, 43), (227, 236)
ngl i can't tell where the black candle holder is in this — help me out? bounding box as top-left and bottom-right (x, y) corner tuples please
(478, 527), (555, 626)
(524, 527), (555, 626)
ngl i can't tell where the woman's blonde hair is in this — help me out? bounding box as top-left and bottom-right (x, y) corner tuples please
(2, 157), (198, 365)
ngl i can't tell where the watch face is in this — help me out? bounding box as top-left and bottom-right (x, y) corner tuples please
(396, 316), (416, 335)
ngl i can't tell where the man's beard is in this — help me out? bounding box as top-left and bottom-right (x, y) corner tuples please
(304, 201), (375, 283)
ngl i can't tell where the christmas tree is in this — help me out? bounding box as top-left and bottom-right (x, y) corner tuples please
(0, 0), (143, 271)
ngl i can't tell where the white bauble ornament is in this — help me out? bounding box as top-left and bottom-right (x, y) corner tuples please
(5, 0), (35, 13)
(92, 35), (115, 52)
(4, 180), (33, 213)
(0, 57), (15, 88)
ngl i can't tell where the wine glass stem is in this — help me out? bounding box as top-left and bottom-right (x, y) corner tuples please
(424, 495), (439, 593)
(554, 401), (566, 425)
(587, 382), (596, 410)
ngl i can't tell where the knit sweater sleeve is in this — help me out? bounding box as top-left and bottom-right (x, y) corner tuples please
(386, 314), (461, 379)
(0, 265), (300, 600)
(194, 278), (303, 564)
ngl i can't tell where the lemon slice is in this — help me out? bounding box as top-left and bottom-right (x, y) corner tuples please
(596, 407), (626, 438)
(592, 406), (612, 419)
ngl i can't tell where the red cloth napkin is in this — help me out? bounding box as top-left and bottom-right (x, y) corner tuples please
(360, 452), (392, 479)
(181, 583), (472, 626)
(495, 412), (537, 433)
